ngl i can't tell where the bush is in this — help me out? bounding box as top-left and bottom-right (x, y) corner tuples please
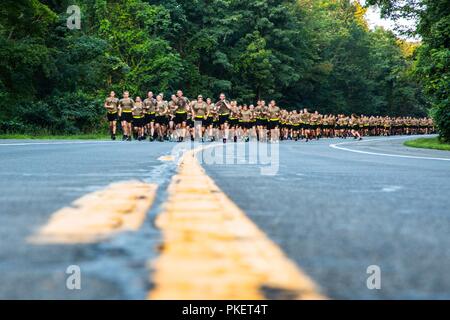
(0, 91), (106, 135)
(431, 101), (450, 142)
(51, 92), (105, 134)
(16, 101), (57, 128)
(0, 120), (28, 133)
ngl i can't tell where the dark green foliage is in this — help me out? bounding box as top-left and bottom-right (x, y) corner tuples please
(1, 92), (105, 134)
(0, 0), (436, 134)
(367, 0), (450, 140)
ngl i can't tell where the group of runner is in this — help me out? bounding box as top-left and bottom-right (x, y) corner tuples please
(104, 90), (435, 143)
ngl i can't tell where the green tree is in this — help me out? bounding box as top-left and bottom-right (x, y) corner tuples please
(0, 0), (432, 134)
(367, 0), (450, 140)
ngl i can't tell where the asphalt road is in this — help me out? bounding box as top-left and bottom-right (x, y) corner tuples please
(201, 136), (450, 299)
(0, 136), (449, 299)
(0, 140), (176, 299)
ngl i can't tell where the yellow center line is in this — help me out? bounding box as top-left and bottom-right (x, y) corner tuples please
(28, 181), (157, 244)
(149, 146), (325, 300)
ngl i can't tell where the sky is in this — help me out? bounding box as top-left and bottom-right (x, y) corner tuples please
(364, 5), (419, 40)
(365, 6), (397, 30)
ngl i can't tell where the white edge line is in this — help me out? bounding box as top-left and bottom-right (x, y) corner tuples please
(329, 136), (450, 161)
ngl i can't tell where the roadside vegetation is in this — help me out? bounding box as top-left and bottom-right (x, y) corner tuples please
(404, 137), (450, 151)
(0, 0), (430, 137)
(1, 0), (448, 139)
(0, 134), (109, 140)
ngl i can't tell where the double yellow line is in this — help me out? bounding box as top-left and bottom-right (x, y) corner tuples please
(29, 146), (324, 299)
(149, 147), (324, 299)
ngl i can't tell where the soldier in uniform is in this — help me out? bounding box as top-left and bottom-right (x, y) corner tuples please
(143, 91), (157, 141)
(349, 114), (362, 140)
(215, 93), (231, 143)
(104, 91), (119, 140)
(132, 96), (145, 141)
(174, 90), (190, 142)
(301, 109), (311, 141)
(239, 104), (253, 142)
(118, 91), (134, 141)
(205, 98), (216, 141)
(167, 94), (178, 141)
(191, 95), (209, 142)
(154, 94), (169, 142)
(267, 100), (280, 142)
(228, 101), (240, 143)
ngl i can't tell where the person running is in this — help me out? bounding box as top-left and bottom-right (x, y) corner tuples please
(309, 111), (320, 140)
(321, 114), (329, 138)
(174, 90), (190, 142)
(335, 114), (344, 138)
(118, 91), (134, 141)
(216, 93), (231, 143)
(191, 95), (209, 142)
(254, 100), (268, 142)
(267, 100), (280, 142)
(132, 96), (145, 141)
(254, 100), (263, 142)
(239, 104), (252, 142)
(328, 114), (335, 138)
(301, 109), (311, 141)
(248, 104), (257, 140)
(228, 101), (240, 143)
(204, 98), (215, 141)
(104, 91), (119, 140)
(290, 110), (300, 141)
(186, 104), (195, 141)
(383, 116), (390, 136)
(167, 94), (178, 141)
(279, 109), (288, 140)
(362, 115), (370, 136)
(151, 94), (167, 142)
(212, 102), (220, 141)
(349, 114), (362, 140)
(143, 91), (157, 141)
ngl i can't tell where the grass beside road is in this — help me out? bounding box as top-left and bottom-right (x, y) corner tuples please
(0, 133), (109, 140)
(405, 137), (450, 151)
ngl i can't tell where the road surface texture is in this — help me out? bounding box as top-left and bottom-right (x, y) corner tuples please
(0, 136), (449, 299)
(0, 140), (176, 299)
(201, 136), (450, 299)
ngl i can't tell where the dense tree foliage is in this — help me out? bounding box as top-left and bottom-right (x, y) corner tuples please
(368, 0), (450, 140)
(0, 0), (431, 134)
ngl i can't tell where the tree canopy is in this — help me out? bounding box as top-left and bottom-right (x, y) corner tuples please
(367, 0), (450, 140)
(0, 0), (436, 135)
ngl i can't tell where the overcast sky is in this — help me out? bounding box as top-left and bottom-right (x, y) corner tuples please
(364, 5), (419, 40)
(365, 6), (396, 29)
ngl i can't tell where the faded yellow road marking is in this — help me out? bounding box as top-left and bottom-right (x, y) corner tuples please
(28, 181), (157, 244)
(149, 147), (324, 300)
(158, 155), (175, 162)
